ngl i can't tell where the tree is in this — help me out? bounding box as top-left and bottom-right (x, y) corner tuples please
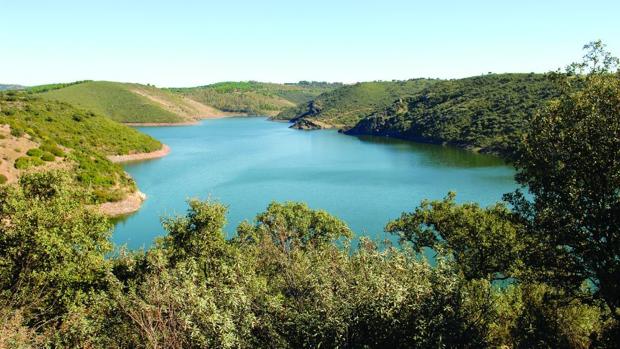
(238, 201), (353, 253)
(507, 41), (620, 319)
(0, 171), (113, 346)
(386, 192), (525, 281)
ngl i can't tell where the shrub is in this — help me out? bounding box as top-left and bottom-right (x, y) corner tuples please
(26, 148), (43, 157)
(41, 152), (55, 162)
(0, 174), (7, 184)
(2, 108), (16, 115)
(14, 156), (44, 170)
(92, 189), (125, 203)
(10, 127), (24, 137)
(41, 143), (65, 157)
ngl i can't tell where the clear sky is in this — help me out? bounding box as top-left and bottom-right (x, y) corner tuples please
(2, 0), (619, 87)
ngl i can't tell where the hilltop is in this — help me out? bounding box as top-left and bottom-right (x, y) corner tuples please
(0, 90), (162, 206)
(273, 79), (438, 128)
(36, 80), (341, 123)
(38, 81), (230, 123)
(171, 81), (342, 116)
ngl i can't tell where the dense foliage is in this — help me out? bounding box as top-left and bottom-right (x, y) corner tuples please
(0, 91), (161, 202)
(275, 79), (438, 127)
(172, 81), (341, 116)
(506, 41), (620, 338)
(0, 172), (612, 347)
(346, 74), (558, 156)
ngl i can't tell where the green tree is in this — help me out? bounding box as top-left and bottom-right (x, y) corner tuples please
(238, 201), (353, 253)
(507, 41), (620, 321)
(386, 192), (525, 281)
(0, 171), (113, 346)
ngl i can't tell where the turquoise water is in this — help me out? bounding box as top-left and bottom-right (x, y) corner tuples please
(113, 117), (518, 249)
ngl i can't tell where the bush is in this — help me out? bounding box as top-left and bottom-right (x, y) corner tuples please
(26, 148), (43, 157)
(41, 152), (55, 162)
(14, 156), (44, 170)
(41, 143), (65, 157)
(10, 127), (24, 137)
(2, 108), (16, 116)
(0, 174), (7, 184)
(92, 189), (125, 203)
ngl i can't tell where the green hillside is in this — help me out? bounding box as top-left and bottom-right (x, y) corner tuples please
(39, 81), (186, 123)
(0, 90), (161, 203)
(346, 74), (558, 156)
(172, 81), (342, 116)
(274, 79), (438, 128)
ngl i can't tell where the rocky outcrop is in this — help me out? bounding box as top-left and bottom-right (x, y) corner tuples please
(345, 99), (409, 137)
(290, 118), (324, 130)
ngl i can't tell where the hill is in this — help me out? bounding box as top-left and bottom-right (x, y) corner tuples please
(0, 90), (162, 204)
(39, 81), (228, 123)
(273, 79), (438, 128)
(345, 73), (558, 156)
(171, 81), (342, 116)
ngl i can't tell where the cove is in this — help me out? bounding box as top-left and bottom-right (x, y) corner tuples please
(113, 117), (518, 249)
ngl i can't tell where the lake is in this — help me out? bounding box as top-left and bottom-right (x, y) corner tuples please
(113, 117), (518, 249)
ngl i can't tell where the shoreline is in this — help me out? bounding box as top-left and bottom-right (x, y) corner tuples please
(124, 121), (200, 127)
(107, 144), (171, 163)
(123, 113), (247, 127)
(98, 190), (147, 217)
(99, 144), (171, 217)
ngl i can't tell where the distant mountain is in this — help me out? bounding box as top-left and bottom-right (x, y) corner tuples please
(170, 81), (342, 117)
(0, 84), (25, 91)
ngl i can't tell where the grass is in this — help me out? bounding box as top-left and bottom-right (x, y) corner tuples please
(0, 91), (162, 203)
(40, 81), (184, 123)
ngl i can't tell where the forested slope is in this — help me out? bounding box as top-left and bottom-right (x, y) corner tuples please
(0, 90), (161, 203)
(274, 79), (437, 128)
(346, 74), (558, 155)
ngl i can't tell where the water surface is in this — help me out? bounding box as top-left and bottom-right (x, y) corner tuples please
(114, 117), (517, 248)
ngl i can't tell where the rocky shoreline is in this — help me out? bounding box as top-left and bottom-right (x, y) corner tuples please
(99, 144), (171, 217)
(98, 190), (147, 217)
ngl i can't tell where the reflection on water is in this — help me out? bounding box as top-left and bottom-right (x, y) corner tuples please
(355, 135), (508, 168)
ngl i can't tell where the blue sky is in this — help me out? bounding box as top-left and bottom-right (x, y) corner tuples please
(2, 0), (619, 87)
